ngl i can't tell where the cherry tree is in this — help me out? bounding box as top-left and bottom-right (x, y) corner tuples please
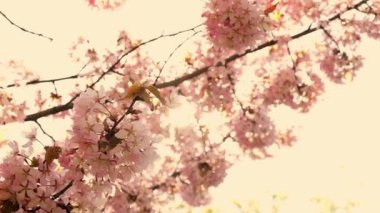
(0, 0), (379, 212)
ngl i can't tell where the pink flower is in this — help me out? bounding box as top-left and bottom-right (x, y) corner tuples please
(87, 0), (126, 10)
(231, 105), (275, 153)
(22, 127), (38, 152)
(180, 184), (211, 206)
(203, 0), (272, 52)
(319, 49), (363, 84)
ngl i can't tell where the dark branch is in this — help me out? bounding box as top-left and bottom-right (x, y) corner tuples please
(109, 97), (138, 134)
(51, 180), (74, 200)
(320, 25), (339, 47)
(0, 10), (53, 41)
(1, 75), (79, 89)
(20, 24), (202, 122)
(155, 0), (369, 89)
(149, 170), (181, 191)
(24, 103), (73, 122)
(1, 61), (90, 89)
(34, 120), (56, 142)
(155, 38), (275, 88)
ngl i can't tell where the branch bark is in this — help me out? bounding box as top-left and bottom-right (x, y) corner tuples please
(21, 0), (369, 122)
(156, 0), (369, 88)
(1, 75), (79, 89)
(19, 25), (202, 122)
(0, 10), (53, 41)
(24, 103), (73, 122)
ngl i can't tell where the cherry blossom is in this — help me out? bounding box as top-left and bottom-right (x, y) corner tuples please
(202, 0), (273, 53)
(87, 0), (126, 10)
(319, 49), (363, 83)
(0, 0), (378, 211)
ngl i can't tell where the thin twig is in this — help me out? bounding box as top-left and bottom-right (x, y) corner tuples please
(109, 97), (138, 134)
(286, 44), (297, 71)
(153, 30), (202, 85)
(2, 25), (202, 90)
(226, 73), (245, 113)
(1, 75), (78, 89)
(22, 24), (203, 122)
(34, 120), (56, 142)
(1, 61), (90, 89)
(320, 25), (339, 47)
(84, 24), (204, 91)
(0, 10), (53, 41)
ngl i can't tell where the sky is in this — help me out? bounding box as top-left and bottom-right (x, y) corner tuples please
(1, 0), (380, 212)
(207, 37), (380, 212)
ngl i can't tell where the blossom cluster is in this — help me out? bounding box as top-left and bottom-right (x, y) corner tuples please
(180, 66), (235, 113)
(202, 0), (271, 53)
(87, 0), (126, 10)
(320, 49), (363, 83)
(180, 154), (228, 206)
(0, 91), (27, 124)
(262, 67), (324, 112)
(0, 144), (67, 212)
(61, 88), (158, 181)
(230, 103), (275, 156)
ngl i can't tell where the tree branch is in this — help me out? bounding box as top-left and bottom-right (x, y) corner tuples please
(1, 61), (91, 89)
(51, 180), (74, 200)
(1, 75), (79, 89)
(24, 103), (73, 122)
(21, 0), (368, 121)
(0, 10), (53, 41)
(34, 120), (56, 142)
(1, 24), (202, 90)
(153, 30), (202, 85)
(156, 0), (369, 88)
(20, 24), (202, 122)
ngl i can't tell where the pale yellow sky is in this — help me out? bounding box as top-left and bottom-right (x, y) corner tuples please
(206, 38), (380, 212)
(1, 1), (380, 212)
